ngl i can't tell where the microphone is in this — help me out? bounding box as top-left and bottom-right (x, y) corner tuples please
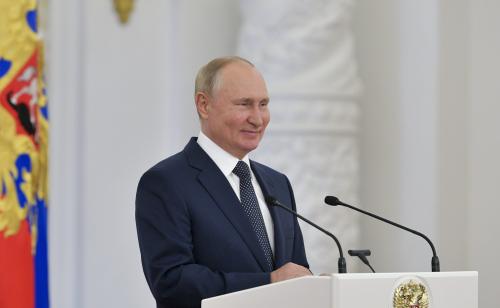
(265, 195), (347, 273)
(324, 195), (440, 272)
(348, 249), (375, 273)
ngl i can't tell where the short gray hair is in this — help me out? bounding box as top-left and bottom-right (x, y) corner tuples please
(194, 56), (254, 96)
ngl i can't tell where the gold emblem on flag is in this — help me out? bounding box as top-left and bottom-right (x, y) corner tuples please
(393, 279), (429, 308)
(0, 0), (48, 254)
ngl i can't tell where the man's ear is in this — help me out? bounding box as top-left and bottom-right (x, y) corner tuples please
(195, 92), (210, 119)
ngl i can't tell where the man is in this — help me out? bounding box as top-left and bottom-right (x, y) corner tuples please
(136, 57), (311, 308)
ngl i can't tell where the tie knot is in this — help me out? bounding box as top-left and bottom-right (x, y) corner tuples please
(233, 160), (251, 179)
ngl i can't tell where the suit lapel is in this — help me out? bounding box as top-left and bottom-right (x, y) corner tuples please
(184, 139), (270, 272)
(250, 161), (287, 268)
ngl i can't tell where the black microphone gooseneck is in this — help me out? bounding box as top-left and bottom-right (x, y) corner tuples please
(324, 195), (440, 272)
(265, 196), (347, 273)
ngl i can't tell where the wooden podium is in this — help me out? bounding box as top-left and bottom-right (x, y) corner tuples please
(202, 271), (478, 308)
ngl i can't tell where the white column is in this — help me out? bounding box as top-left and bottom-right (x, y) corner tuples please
(238, 0), (362, 274)
(47, 0), (86, 307)
(395, 0), (439, 272)
(467, 2), (500, 307)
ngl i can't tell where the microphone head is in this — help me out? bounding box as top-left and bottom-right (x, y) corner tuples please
(264, 195), (278, 206)
(348, 249), (371, 257)
(324, 195), (341, 206)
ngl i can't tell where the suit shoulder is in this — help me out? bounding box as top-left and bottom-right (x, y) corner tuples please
(138, 151), (189, 186)
(251, 160), (287, 181)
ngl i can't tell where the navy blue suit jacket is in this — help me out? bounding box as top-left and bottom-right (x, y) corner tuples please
(135, 138), (308, 308)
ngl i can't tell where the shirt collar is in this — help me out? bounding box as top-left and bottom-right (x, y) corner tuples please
(197, 131), (250, 177)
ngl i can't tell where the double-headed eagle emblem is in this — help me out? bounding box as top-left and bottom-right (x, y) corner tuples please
(393, 279), (430, 308)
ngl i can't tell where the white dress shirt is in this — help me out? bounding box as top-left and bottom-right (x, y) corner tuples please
(197, 131), (275, 254)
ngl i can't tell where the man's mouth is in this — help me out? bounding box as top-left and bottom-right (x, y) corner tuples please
(241, 130), (260, 134)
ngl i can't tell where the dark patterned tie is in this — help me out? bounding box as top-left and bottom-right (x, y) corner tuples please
(232, 160), (274, 271)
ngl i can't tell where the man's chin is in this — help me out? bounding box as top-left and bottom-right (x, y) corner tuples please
(237, 142), (260, 156)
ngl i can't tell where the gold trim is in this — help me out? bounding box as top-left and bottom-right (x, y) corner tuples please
(113, 0), (134, 25)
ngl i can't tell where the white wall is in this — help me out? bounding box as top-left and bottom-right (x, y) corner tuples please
(48, 1), (240, 307)
(354, 0), (442, 273)
(467, 1), (500, 307)
(354, 0), (500, 307)
(48, 0), (499, 307)
(80, 2), (172, 307)
(436, 0), (468, 272)
(353, 0), (404, 273)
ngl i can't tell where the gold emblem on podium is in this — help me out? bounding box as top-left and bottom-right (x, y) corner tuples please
(393, 279), (429, 308)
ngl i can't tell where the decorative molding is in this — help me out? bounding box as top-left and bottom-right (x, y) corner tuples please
(239, 0), (362, 273)
(238, 0), (362, 97)
(113, 0), (134, 25)
(267, 98), (359, 134)
(255, 101), (360, 273)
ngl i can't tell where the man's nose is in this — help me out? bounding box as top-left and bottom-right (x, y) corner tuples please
(248, 105), (264, 126)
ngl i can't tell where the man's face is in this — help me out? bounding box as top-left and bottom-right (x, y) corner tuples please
(197, 62), (270, 159)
